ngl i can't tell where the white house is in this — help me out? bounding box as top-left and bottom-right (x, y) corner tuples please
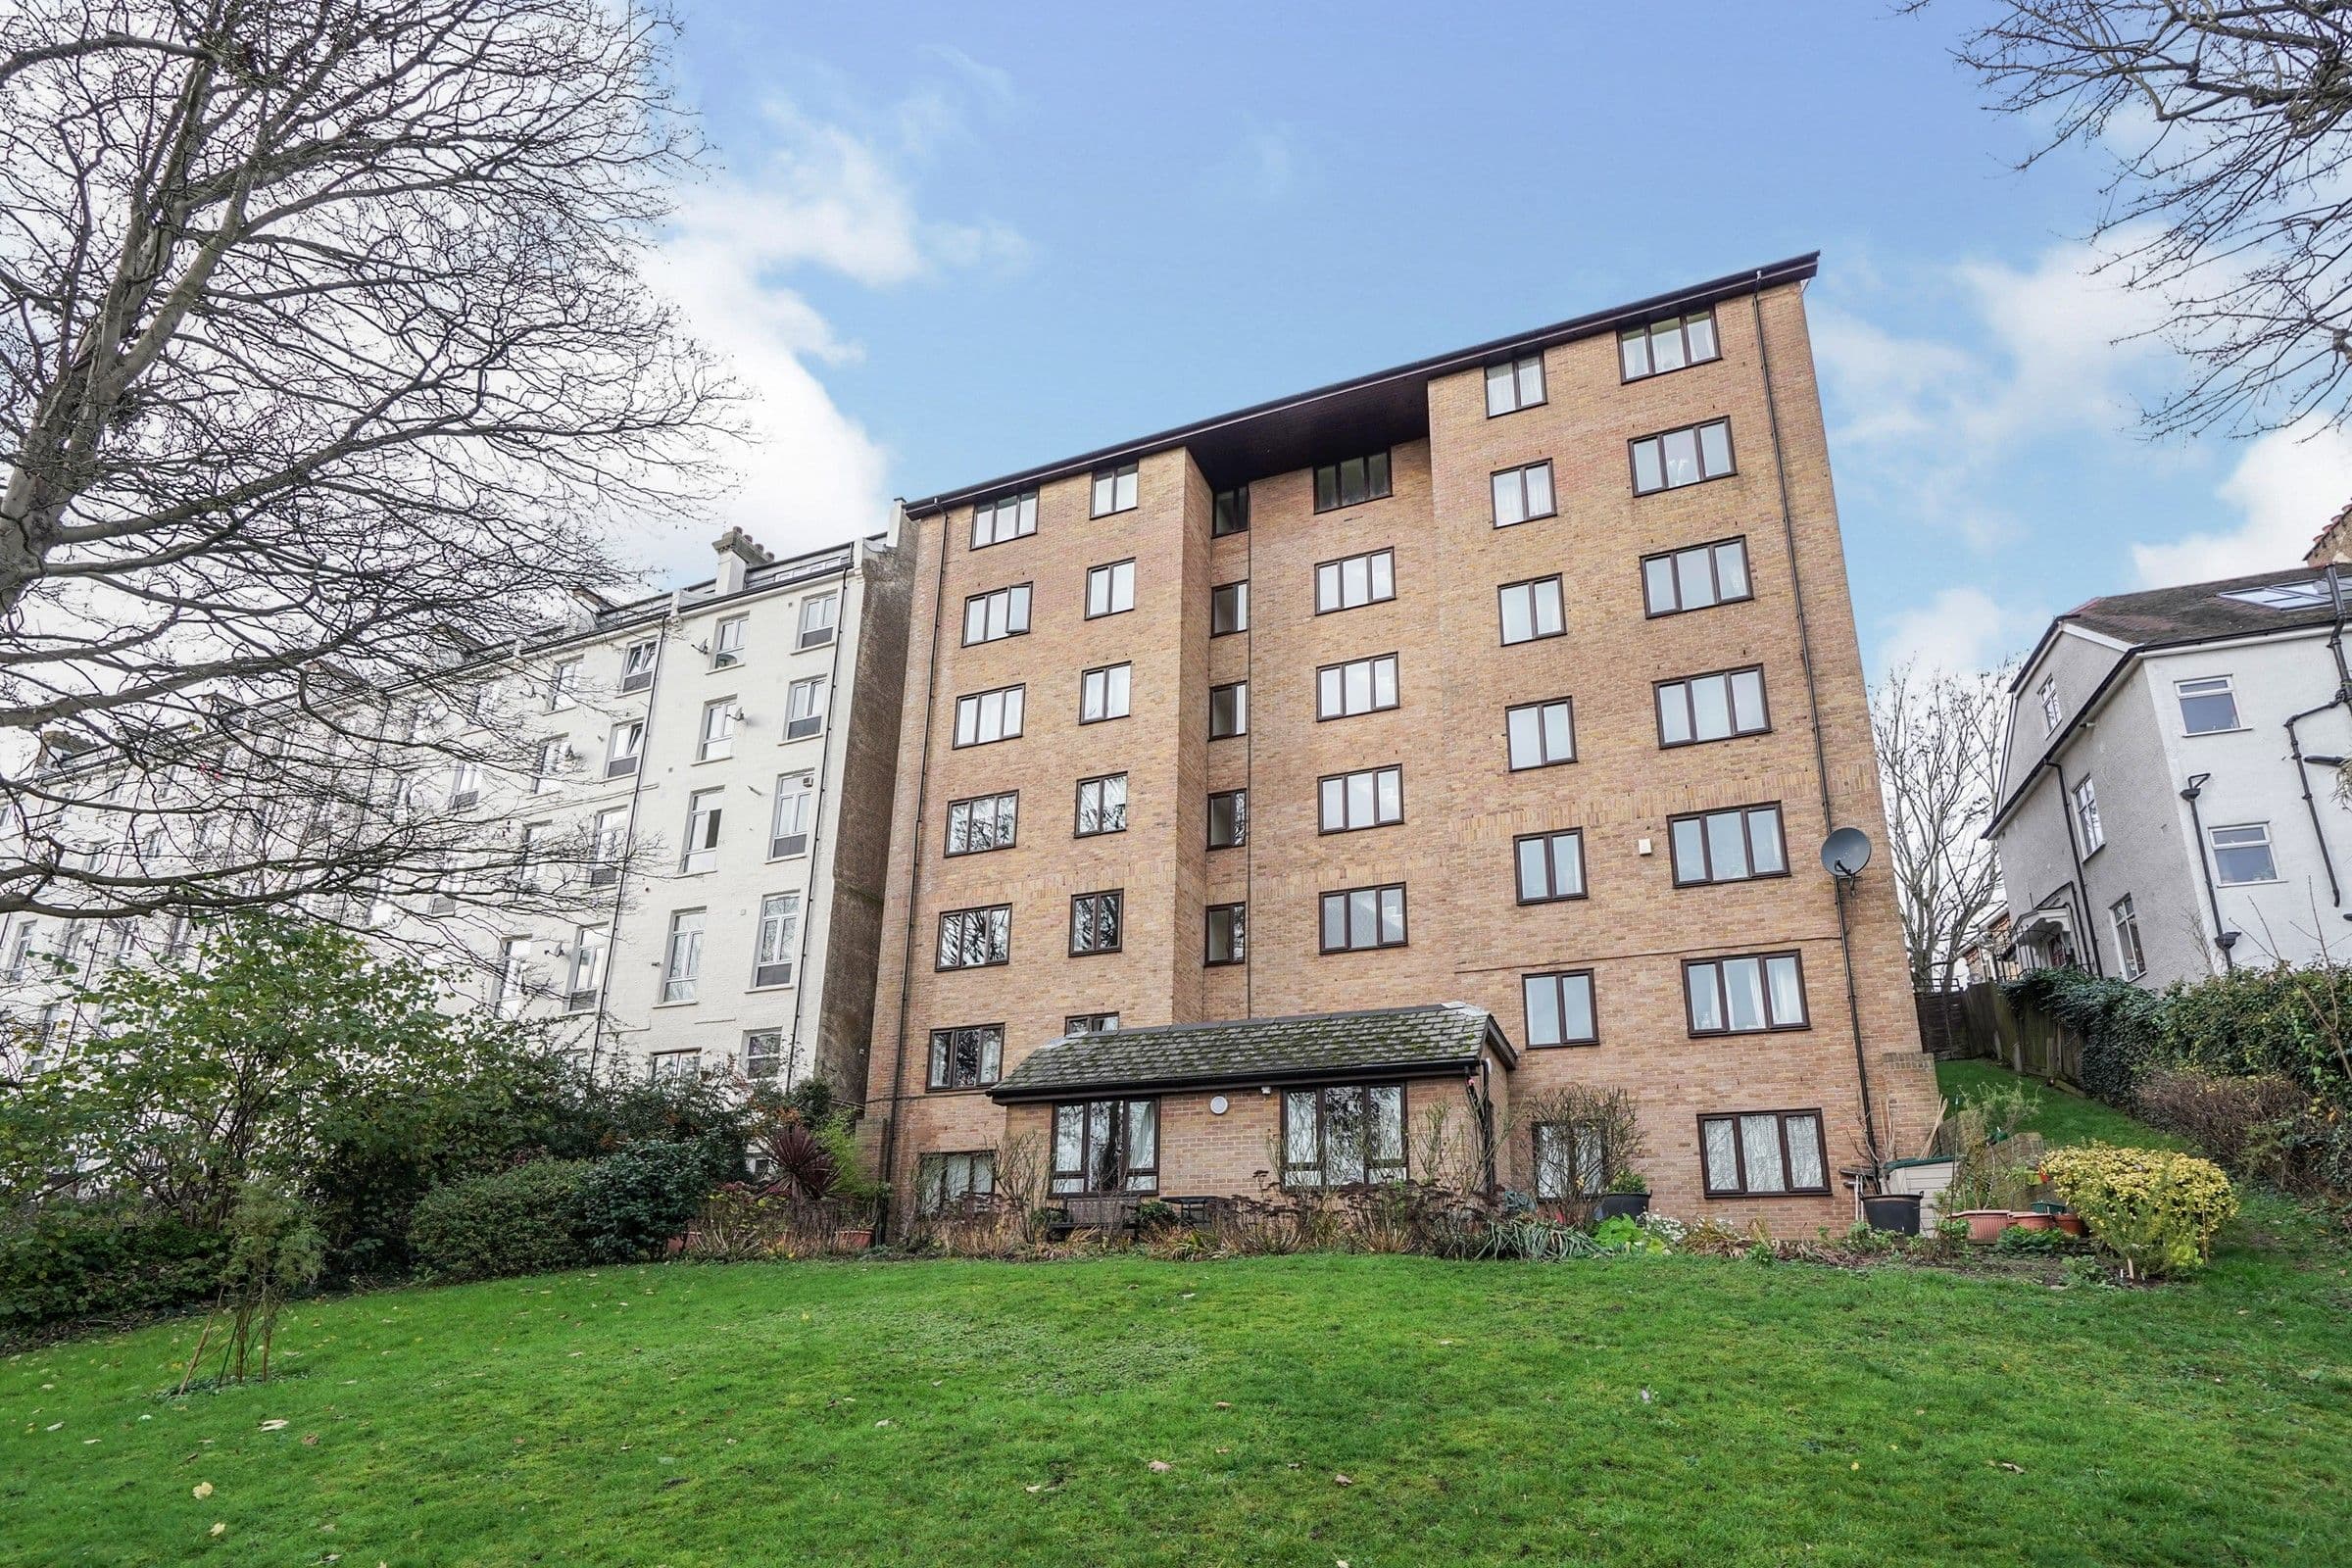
(1987, 564), (2352, 988)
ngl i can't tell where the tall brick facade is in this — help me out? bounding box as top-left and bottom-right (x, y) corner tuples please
(864, 258), (1935, 1234)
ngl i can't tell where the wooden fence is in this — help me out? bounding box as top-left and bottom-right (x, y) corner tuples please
(1915, 981), (2083, 1088)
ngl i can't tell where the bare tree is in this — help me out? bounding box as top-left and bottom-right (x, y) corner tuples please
(0, 0), (727, 925)
(1936, 1), (2352, 435)
(1872, 661), (2012, 991)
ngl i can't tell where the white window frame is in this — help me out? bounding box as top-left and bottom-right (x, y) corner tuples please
(710, 613), (748, 670)
(662, 908), (707, 1004)
(797, 592), (839, 650)
(785, 676), (827, 741)
(2209, 822), (2278, 886)
(680, 788), (722, 874)
(698, 700), (736, 762)
(768, 775), (812, 858)
(2109, 895), (2146, 980)
(606, 720), (644, 779)
(2038, 674), (2061, 734)
(754, 892), (801, 988)
(2175, 675), (2240, 736)
(2073, 776), (2104, 854)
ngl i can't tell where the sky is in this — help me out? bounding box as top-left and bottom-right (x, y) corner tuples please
(638, 0), (2352, 679)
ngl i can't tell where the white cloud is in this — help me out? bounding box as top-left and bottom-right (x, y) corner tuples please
(2131, 418), (2352, 586)
(1877, 586), (2046, 678)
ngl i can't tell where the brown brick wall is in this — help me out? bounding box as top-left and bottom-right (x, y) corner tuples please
(865, 278), (1927, 1236)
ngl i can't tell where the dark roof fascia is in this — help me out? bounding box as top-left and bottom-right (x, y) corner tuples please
(901, 254), (1820, 517)
(987, 1052), (1492, 1104)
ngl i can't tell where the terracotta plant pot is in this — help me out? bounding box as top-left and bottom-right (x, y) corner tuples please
(2053, 1212), (2086, 1238)
(2009, 1211), (2056, 1232)
(835, 1227), (874, 1250)
(1956, 1209), (2009, 1244)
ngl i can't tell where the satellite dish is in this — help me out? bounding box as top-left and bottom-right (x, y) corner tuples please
(1820, 826), (1873, 881)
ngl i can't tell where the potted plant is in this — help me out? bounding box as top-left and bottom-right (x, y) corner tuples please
(1594, 1169), (1650, 1222)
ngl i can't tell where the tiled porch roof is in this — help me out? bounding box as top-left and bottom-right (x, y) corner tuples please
(987, 1002), (1515, 1103)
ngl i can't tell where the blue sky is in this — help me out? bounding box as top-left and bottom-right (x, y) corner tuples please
(646, 0), (2352, 676)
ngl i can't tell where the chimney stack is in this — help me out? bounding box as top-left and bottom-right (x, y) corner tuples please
(2307, 498), (2352, 568)
(712, 527), (773, 598)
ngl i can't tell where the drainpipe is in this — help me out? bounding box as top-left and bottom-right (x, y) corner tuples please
(2179, 773), (2238, 972)
(2282, 563), (2350, 910)
(2048, 756), (2107, 978)
(1749, 280), (1882, 1171)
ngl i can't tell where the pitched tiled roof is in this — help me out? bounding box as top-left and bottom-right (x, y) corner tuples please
(2061, 565), (2345, 647)
(987, 1003), (1513, 1102)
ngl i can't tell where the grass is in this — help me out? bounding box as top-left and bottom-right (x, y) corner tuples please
(7, 1067), (2350, 1568)
(1935, 1057), (2194, 1151)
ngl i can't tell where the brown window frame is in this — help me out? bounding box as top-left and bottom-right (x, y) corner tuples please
(1484, 353), (1546, 416)
(935, 904), (1012, 972)
(1314, 547), (1397, 614)
(1619, 310), (1723, 383)
(960, 582), (1033, 646)
(1505, 697), (1577, 771)
(1212, 485), (1250, 537)
(1210, 579), (1250, 637)
(1667, 804), (1788, 887)
(1315, 653), (1400, 721)
(1522, 968), (1598, 1048)
(1073, 772), (1128, 838)
(952, 683), (1026, 749)
(1318, 763), (1404, 834)
(1513, 828), (1586, 904)
(1085, 558), (1137, 619)
(1319, 882), (1407, 954)
(914, 1150), (997, 1215)
(1629, 417), (1736, 496)
(1655, 665), (1772, 749)
(944, 790), (1019, 858)
(1490, 460), (1557, 527)
(1281, 1083), (1406, 1189)
(1697, 1108), (1831, 1198)
(1497, 573), (1566, 646)
(1069, 889), (1124, 957)
(1051, 1098), (1159, 1195)
(1683, 950), (1810, 1036)
(970, 489), (1039, 550)
(1204, 902), (1247, 966)
(1642, 536), (1753, 617)
(1064, 1011), (1120, 1035)
(1078, 662), (1132, 725)
(1209, 680), (1249, 739)
(1313, 450), (1393, 514)
(926, 1023), (1004, 1092)
(1090, 462), (1139, 518)
(1206, 788), (1248, 850)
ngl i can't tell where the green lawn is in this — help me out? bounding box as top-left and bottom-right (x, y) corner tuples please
(7, 1068), (2349, 1567)
(1935, 1057), (2194, 1151)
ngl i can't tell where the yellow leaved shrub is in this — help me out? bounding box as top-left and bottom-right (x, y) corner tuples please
(2042, 1144), (2237, 1279)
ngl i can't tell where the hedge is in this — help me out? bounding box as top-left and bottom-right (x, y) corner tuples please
(1, 1204), (227, 1341)
(407, 1160), (591, 1283)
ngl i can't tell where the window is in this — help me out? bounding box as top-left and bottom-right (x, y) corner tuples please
(548, 658), (581, 710)
(679, 788), (722, 873)
(1205, 903), (1247, 965)
(2221, 578), (2335, 610)
(1490, 461), (1556, 527)
(1079, 662), (1131, 723)
(1506, 698), (1576, 770)
(698, 700), (736, 761)
(1320, 764), (1403, 833)
(1316, 548), (1396, 613)
(1484, 353), (1545, 416)
(744, 1028), (786, 1082)
(937, 904), (1011, 969)
(650, 1050), (703, 1085)
(1209, 681), (1248, 738)
(710, 613), (747, 669)
(798, 592), (839, 650)
(1498, 575), (1566, 645)
(585, 807), (627, 888)
(916, 1152), (996, 1214)
(1656, 667), (1769, 747)
(1630, 417), (1735, 494)
(1523, 969), (1597, 1047)
(5, 921), (37, 980)
(1212, 486), (1250, 537)
(1320, 883), (1406, 953)
(2210, 823), (2278, 885)
(962, 583), (1032, 645)
(1684, 952), (1808, 1035)
(619, 639), (657, 693)
(1514, 829), (1586, 903)
(1086, 559), (1136, 618)
(449, 759), (484, 808)
(605, 720), (644, 779)
(2073, 777), (2104, 854)
(769, 775), (812, 858)
(928, 1023), (1004, 1090)
(1313, 451), (1392, 513)
(661, 908), (706, 1004)
(1669, 805), (1788, 886)
(972, 489), (1038, 549)
(1065, 1012), (1120, 1034)
(1283, 1085), (1404, 1187)
(1619, 310), (1720, 380)
(1316, 654), (1399, 719)
(494, 937), (529, 1018)
(1533, 1122), (1606, 1202)
(566, 924), (605, 1011)
(754, 892), (801, 987)
(1700, 1110), (1828, 1197)
(1211, 580), (1249, 636)
(1051, 1099), (1158, 1194)
(2110, 895), (2146, 980)
(946, 791), (1017, 856)
(2177, 676), (2240, 735)
(531, 739), (566, 795)
(785, 676), (826, 741)
(1092, 462), (1139, 516)
(1075, 772), (1128, 837)
(1207, 789), (1248, 849)
(1642, 537), (1752, 615)
(953, 684), (1025, 747)
(1070, 890), (1124, 956)
(2038, 674), (2061, 734)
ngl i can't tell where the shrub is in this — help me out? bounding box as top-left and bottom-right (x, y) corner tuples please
(2005, 968), (2163, 1102)
(576, 1142), (711, 1263)
(407, 1160), (590, 1282)
(2042, 1144), (2237, 1279)
(0, 1203), (227, 1341)
(2132, 1069), (2307, 1174)
(2155, 963), (2352, 1106)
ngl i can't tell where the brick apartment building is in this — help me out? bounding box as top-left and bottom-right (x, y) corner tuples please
(865, 255), (1936, 1233)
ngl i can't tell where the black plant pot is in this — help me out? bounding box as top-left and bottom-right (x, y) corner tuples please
(1594, 1192), (1649, 1222)
(1861, 1193), (1922, 1235)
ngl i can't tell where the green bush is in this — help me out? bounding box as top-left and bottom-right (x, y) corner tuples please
(2155, 965), (2352, 1108)
(0, 1203), (227, 1341)
(576, 1143), (711, 1263)
(2005, 968), (2163, 1102)
(2043, 1144), (2237, 1279)
(407, 1161), (590, 1282)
